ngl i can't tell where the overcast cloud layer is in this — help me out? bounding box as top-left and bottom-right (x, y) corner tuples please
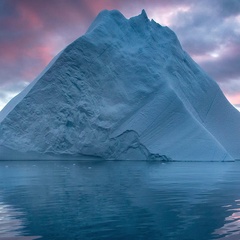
(0, 0), (240, 110)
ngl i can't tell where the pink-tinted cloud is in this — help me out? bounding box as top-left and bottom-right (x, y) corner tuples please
(226, 94), (240, 105)
(225, 93), (240, 111)
(0, 0), (101, 86)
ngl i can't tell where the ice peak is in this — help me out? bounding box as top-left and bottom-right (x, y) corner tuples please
(86, 9), (126, 34)
(129, 9), (149, 25)
(91, 9), (126, 23)
(100, 9), (124, 18)
(140, 9), (148, 19)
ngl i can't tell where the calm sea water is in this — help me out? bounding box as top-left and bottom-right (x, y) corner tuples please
(0, 161), (240, 240)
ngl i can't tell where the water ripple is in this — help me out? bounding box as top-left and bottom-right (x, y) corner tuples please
(213, 200), (240, 239)
(0, 200), (40, 240)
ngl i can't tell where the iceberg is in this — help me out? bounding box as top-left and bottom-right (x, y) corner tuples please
(0, 10), (239, 161)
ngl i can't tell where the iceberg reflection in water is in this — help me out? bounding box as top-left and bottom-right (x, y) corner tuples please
(213, 199), (240, 239)
(0, 201), (25, 237)
(0, 200), (40, 239)
(1, 161), (240, 240)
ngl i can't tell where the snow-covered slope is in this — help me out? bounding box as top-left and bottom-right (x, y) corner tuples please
(0, 10), (239, 161)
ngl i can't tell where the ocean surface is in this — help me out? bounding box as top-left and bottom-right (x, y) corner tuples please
(0, 161), (240, 240)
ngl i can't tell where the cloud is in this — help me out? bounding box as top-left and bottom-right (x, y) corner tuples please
(0, 0), (100, 85)
(0, 82), (28, 111)
(219, 79), (240, 95)
(170, 1), (234, 51)
(215, 0), (240, 17)
(163, 0), (240, 105)
(200, 47), (240, 83)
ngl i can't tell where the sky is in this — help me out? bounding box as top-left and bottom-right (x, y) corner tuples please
(0, 0), (240, 111)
